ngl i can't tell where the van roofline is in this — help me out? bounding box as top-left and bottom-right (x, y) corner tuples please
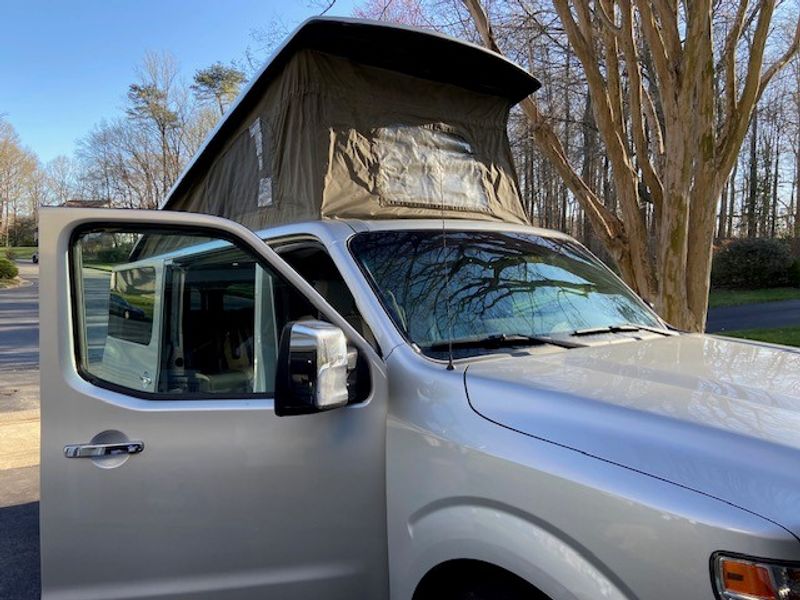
(127, 219), (569, 267)
(255, 218), (573, 243)
(159, 17), (540, 211)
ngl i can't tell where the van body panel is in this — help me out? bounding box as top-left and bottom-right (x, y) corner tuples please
(464, 334), (800, 537)
(41, 211), (800, 600)
(384, 342), (800, 599)
(39, 209), (389, 600)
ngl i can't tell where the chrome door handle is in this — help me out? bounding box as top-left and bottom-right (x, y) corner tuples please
(64, 441), (144, 458)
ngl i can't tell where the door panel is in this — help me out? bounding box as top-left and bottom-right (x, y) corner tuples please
(39, 208), (388, 599)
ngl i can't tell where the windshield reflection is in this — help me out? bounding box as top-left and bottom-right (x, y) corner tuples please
(351, 230), (663, 357)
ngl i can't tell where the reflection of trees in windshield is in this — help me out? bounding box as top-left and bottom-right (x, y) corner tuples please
(351, 231), (660, 348)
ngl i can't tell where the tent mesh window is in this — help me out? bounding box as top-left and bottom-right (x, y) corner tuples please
(373, 125), (490, 213)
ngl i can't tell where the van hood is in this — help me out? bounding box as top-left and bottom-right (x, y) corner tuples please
(464, 334), (800, 537)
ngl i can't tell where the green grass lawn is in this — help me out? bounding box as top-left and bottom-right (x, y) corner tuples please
(719, 326), (800, 347)
(708, 287), (800, 308)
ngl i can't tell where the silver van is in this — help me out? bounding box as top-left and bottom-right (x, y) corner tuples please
(39, 17), (800, 600)
(40, 209), (800, 600)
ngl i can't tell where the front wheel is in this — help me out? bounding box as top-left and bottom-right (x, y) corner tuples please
(448, 580), (539, 600)
(425, 571), (547, 600)
(414, 562), (549, 600)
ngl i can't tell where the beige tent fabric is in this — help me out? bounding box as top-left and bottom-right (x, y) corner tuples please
(166, 50), (528, 231)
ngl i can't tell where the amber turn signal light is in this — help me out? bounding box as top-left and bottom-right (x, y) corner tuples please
(714, 554), (800, 600)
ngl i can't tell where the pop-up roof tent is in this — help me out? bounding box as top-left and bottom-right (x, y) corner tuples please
(160, 18), (540, 229)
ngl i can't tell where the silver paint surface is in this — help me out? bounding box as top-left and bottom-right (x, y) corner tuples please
(42, 212), (800, 600)
(465, 334), (800, 537)
(40, 209), (389, 600)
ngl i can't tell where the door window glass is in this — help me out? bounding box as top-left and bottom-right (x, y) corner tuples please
(107, 267), (156, 345)
(72, 227), (314, 397)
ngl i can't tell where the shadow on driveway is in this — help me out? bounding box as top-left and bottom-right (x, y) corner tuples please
(0, 500), (39, 600)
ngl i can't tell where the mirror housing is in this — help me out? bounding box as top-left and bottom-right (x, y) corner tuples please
(275, 320), (352, 416)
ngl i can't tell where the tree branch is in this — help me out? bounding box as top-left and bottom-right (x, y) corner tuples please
(717, 0), (776, 174)
(520, 97), (627, 249)
(462, 0), (502, 53)
(552, 0), (626, 151)
(460, 0), (629, 256)
(642, 84), (665, 156)
(593, 0), (622, 33)
(633, 0), (676, 115)
(651, 0), (682, 60)
(619, 0), (664, 211)
(721, 0), (750, 119)
(597, 0), (627, 132)
(757, 17), (800, 102)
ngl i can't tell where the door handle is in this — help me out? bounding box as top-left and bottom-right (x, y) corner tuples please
(64, 441), (144, 458)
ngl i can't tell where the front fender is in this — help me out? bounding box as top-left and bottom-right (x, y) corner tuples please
(384, 346), (799, 600)
(405, 498), (630, 600)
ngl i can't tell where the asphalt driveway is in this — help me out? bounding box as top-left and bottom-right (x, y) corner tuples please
(0, 262), (39, 373)
(706, 299), (800, 333)
(0, 260), (41, 600)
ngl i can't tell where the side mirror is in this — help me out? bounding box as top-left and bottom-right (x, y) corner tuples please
(275, 320), (354, 416)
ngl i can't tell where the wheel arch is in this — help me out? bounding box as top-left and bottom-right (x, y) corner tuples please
(412, 558), (550, 599)
(398, 499), (631, 600)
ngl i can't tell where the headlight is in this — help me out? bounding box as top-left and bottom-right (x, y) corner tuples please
(713, 553), (800, 599)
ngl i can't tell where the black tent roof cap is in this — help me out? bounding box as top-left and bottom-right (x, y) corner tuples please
(161, 17), (540, 209)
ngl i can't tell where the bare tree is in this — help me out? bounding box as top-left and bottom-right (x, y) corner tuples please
(125, 51), (190, 198)
(72, 51), (220, 210)
(45, 155), (77, 205)
(460, 0), (800, 331)
(0, 119), (37, 246)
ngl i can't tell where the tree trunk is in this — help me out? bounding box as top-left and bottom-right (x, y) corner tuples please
(561, 56), (572, 233)
(796, 134), (800, 237)
(770, 129), (779, 238)
(747, 110), (758, 238)
(717, 179), (728, 239)
(460, 0), (799, 331)
(727, 160), (737, 238)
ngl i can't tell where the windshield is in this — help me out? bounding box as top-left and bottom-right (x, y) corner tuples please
(350, 230), (664, 357)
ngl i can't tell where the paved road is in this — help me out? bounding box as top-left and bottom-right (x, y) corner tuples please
(706, 299), (800, 333)
(0, 260), (40, 600)
(0, 261), (39, 374)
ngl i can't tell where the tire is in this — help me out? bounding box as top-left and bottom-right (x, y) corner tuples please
(423, 571), (545, 600)
(449, 579), (539, 600)
(414, 561), (548, 600)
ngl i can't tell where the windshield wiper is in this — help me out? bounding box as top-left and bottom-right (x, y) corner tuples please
(424, 333), (585, 352)
(571, 323), (675, 337)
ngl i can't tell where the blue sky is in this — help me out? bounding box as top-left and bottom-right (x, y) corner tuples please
(1, 0), (358, 163)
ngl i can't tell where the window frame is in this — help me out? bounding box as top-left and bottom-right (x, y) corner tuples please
(270, 236), (382, 352)
(68, 223), (309, 401)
